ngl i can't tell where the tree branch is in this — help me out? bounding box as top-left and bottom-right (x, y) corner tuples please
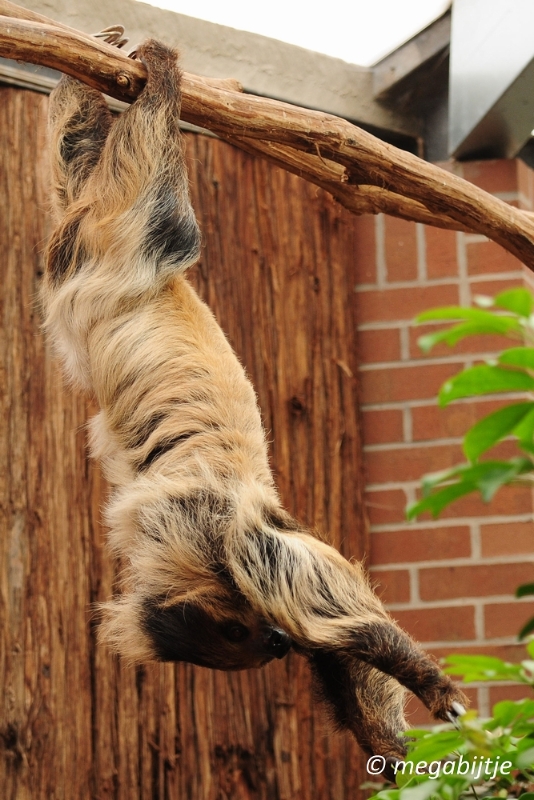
(2, 0), (534, 268)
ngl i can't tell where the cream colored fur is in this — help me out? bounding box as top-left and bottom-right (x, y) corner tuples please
(41, 38), (467, 771)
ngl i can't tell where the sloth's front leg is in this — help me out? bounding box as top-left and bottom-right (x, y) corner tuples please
(228, 526), (467, 725)
(348, 620), (467, 722)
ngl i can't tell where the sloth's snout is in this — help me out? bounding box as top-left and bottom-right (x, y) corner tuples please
(265, 627), (292, 659)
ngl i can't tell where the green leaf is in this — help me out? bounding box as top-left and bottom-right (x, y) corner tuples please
(518, 617), (534, 640)
(499, 348), (534, 370)
(401, 780), (443, 800)
(463, 403), (534, 462)
(444, 654), (522, 681)
(417, 306), (511, 324)
(495, 287), (533, 317)
(514, 408), (534, 442)
(516, 748), (534, 770)
(364, 789), (399, 800)
(439, 365), (534, 406)
(418, 320), (517, 354)
(446, 654), (507, 671)
(406, 732), (464, 764)
(454, 459), (532, 501)
(492, 700), (525, 726)
(517, 583), (534, 598)
(407, 483), (475, 520)
(528, 640), (534, 659)
(408, 459), (533, 519)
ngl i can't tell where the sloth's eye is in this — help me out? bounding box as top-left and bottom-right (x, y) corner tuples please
(225, 623), (249, 642)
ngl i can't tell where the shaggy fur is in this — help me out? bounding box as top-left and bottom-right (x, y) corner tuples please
(42, 39), (467, 778)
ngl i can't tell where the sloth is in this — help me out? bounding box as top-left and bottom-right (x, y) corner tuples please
(42, 37), (467, 779)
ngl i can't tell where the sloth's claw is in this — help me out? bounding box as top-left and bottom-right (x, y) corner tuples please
(93, 26), (129, 48)
(446, 701), (466, 726)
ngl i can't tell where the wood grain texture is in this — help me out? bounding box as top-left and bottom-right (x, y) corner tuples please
(1, 86), (368, 799)
(3, 0), (534, 266)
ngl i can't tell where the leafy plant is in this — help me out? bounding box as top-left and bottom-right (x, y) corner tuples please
(365, 288), (534, 800)
(406, 287), (534, 637)
(408, 288), (534, 520)
(367, 644), (534, 800)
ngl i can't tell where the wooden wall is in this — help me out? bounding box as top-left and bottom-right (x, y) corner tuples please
(0, 85), (369, 800)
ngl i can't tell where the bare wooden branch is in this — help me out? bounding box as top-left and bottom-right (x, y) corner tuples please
(2, 0), (534, 268)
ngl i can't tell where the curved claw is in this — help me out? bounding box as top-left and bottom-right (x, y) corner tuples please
(93, 26), (129, 48)
(127, 48), (145, 63)
(446, 701), (466, 727)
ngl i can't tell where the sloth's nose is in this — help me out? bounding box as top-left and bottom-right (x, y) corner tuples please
(267, 627), (292, 658)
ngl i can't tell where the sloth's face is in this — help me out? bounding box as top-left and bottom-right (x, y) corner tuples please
(142, 596), (292, 670)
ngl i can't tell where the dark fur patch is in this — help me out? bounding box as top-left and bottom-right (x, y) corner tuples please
(142, 186), (201, 267)
(309, 649), (353, 728)
(106, 370), (145, 409)
(168, 489), (233, 523)
(237, 531), (287, 595)
(128, 411), (169, 449)
(136, 431), (200, 472)
(142, 597), (291, 669)
(309, 650), (408, 764)
(59, 109), (110, 170)
(142, 598), (214, 663)
(263, 507), (299, 532)
(311, 574), (346, 618)
(351, 622), (444, 697)
(47, 216), (85, 284)
(157, 490), (235, 573)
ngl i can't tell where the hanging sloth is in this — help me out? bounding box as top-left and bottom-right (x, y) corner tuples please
(42, 36), (467, 780)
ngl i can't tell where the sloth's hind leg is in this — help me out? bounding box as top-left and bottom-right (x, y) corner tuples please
(310, 650), (407, 778)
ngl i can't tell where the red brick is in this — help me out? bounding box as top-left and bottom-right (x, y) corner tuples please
(484, 440), (522, 462)
(365, 488), (408, 525)
(371, 569), (411, 604)
(371, 526), (471, 565)
(384, 216), (418, 282)
(425, 226), (458, 279)
(419, 562), (534, 601)
(489, 684), (532, 707)
(354, 284), (459, 325)
(469, 277), (524, 300)
(365, 443), (463, 485)
(462, 442), (518, 473)
(362, 408), (404, 445)
(466, 240), (522, 275)
(405, 686), (479, 727)
(353, 214), (377, 285)
(481, 521), (534, 557)
(358, 327), (401, 364)
(411, 399), (506, 442)
(462, 160), (518, 195)
(393, 605), (476, 643)
(409, 322), (512, 360)
(360, 362), (462, 404)
(484, 601), (534, 639)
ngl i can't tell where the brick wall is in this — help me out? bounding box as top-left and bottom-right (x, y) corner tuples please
(355, 159), (534, 724)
